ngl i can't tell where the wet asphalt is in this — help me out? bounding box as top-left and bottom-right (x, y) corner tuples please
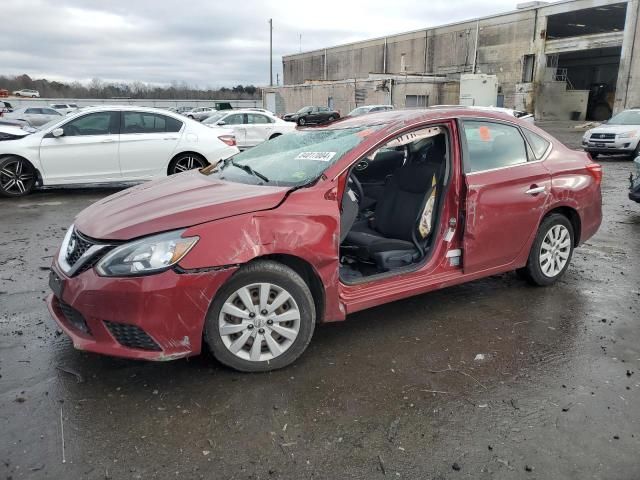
(1, 122), (639, 479)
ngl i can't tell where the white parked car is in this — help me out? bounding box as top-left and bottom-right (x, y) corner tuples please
(0, 106), (238, 197)
(348, 105), (394, 116)
(202, 110), (295, 148)
(50, 103), (80, 115)
(13, 89), (40, 98)
(582, 109), (640, 158)
(184, 107), (216, 121)
(3, 107), (63, 126)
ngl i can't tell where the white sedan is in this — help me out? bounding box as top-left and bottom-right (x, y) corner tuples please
(0, 106), (238, 197)
(202, 110), (295, 149)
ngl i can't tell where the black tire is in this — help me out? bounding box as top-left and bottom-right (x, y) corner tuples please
(269, 133), (281, 140)
(631, 143), (640, 160)
(328, 116), (335, 122)
(589, 152), (599, 159)
(297, 117), (306, 126)
(517, 213), (574, 286)
(167, 153), (207, 175)
(0, 156), (36, 197)
(204, 260), (316, 372)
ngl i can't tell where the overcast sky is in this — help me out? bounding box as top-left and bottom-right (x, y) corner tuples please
(2, 0), (528, 88)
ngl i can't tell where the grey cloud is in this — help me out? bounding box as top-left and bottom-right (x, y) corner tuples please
(0, 0), (528, 86)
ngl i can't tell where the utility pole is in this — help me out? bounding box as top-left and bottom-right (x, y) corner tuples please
(269, 18), (273, 86)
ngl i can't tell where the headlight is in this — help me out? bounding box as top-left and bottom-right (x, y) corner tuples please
(618, 131), (639, 138)
(96, 229), (198, 277)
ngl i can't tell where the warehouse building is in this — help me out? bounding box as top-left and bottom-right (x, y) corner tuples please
(264, 0), (640, 120)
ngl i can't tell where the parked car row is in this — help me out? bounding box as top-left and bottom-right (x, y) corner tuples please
(44, 107), (603, 372)
(203, 110), (295, 149)
(0, 106), (238, 197)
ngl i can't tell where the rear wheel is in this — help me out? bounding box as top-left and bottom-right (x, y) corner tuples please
(168, 153), (207, 175)
(204, 260), (316, 372)
(0, 156), (36, 197)
(518, 214), (574, 286)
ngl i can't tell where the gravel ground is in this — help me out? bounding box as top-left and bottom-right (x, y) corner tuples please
(1, 123), (639, 479)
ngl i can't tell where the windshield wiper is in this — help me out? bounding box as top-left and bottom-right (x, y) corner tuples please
(230, 160), (270, 182)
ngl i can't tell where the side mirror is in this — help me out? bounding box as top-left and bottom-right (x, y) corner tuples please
(217, 121), (226, 126)
(52, 128), (64, 138)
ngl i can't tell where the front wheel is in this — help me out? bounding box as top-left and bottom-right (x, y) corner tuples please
(168, 153), (207, 175)
(297, 117), (306, 126)
(0, 156), (36, 197)
(631, 143), (640, 159)
(518, 214), (574, 286)
(204, 260), (316, 372)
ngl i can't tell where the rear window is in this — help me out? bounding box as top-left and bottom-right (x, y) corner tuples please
(523, 129), (550, 159)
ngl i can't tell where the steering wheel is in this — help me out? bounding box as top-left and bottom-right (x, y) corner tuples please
(347, 172), (364, 203)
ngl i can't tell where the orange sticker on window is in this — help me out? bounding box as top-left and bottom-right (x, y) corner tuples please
(357, 128), (375, 138)
(478, 126), (492, 141)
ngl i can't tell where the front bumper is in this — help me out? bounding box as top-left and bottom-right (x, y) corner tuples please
(582, 137), (639, 154)
(47, 262), (236, 361)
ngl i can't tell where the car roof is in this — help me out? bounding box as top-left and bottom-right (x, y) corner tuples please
(217, 109), (274, 115)
(324, 107), (529, 130)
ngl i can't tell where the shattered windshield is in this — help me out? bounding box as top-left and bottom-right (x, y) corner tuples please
(214, 126), (379, 187)
(607, 110), (640, 125)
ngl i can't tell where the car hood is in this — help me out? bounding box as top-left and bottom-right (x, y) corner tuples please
(589, 124), (640, 135)
(74, 171), (290, 241)
(0, 124), (31, 138)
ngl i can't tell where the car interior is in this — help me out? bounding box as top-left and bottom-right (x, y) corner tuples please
(339, 126), (449, 282)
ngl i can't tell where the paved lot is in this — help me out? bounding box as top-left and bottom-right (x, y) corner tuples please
(1, 123), (639, 479)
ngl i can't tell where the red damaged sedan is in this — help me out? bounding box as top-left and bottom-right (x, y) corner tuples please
(48, 108), (602, 371)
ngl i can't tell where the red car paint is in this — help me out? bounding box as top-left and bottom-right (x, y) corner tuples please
(48, 108), (602, 361)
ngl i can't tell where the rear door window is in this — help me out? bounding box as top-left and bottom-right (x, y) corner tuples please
(462, 121), (529, 173)
(122, 112), (180, 133)
(522, 129), (551, 159)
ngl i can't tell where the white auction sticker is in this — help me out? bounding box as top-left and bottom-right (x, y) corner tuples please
(295, 151), (337, 162)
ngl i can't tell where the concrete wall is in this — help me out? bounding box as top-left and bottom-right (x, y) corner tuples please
(615, 0), (640, 111)
(283, 9), (538, 108)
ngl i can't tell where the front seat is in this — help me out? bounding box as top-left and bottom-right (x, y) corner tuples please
(344, 160), (438, 270)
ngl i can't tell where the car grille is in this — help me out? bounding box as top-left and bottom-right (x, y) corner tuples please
(64, 229), (115, 276)
(589, 133), (616, 140)
(66, 229), (93, 265)
(58, 299), (92, 335)
(104, 320), (162, 351)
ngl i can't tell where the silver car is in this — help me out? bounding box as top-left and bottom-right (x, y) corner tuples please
(184, 107), (216, 121)
(582, 109), (640, 158)
(4, 107), (63, 126)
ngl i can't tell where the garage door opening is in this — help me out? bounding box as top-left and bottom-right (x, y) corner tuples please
(555, 46), (622, 120)
(546, 3), (627, 39)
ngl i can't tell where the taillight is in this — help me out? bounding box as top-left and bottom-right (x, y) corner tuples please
(218, 135), (236, 147)
(586, 162), (603, 185)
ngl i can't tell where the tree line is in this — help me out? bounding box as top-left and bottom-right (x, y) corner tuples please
(0, 74), (260, 100)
